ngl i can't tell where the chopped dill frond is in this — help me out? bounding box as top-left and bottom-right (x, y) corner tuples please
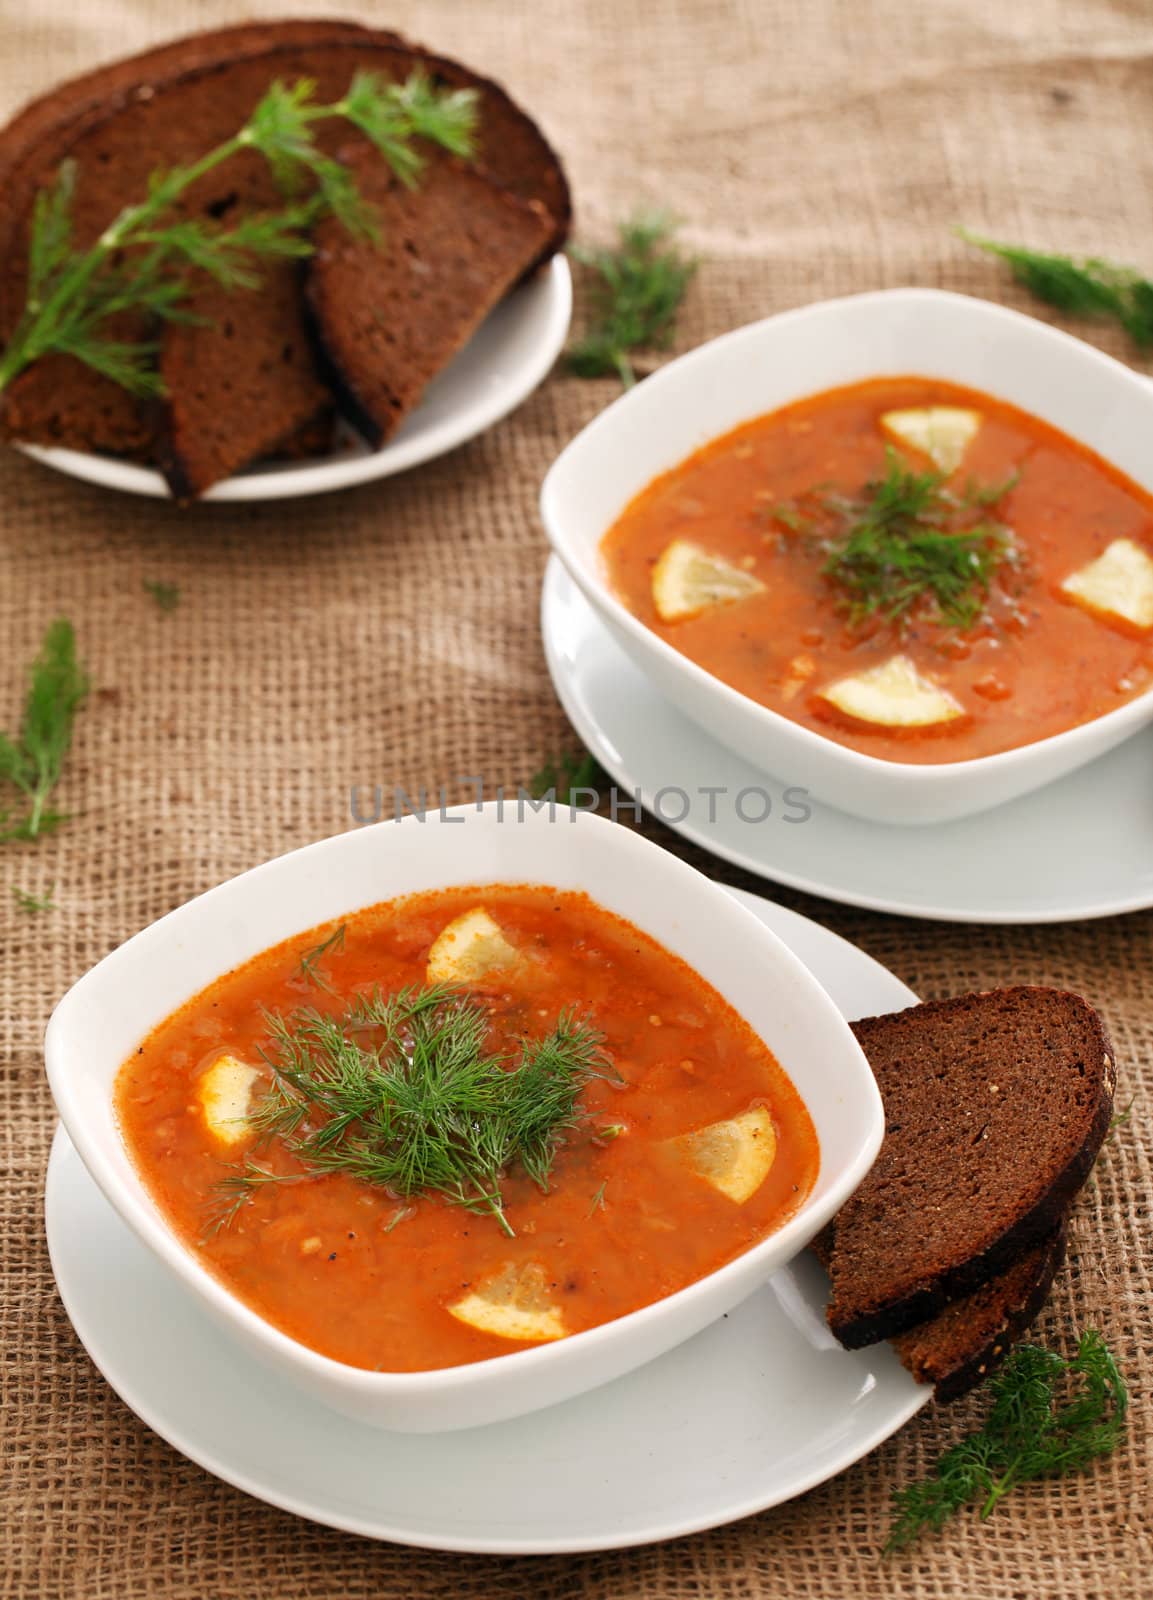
(143, 579), (181, 612)
(209, 985), (617, 1238)
(769, 448), (1018, 632)
(0, 619), (88, 843)
(567, 214), (696, 387)
(885, 1330), (1127, 1553)
(295, 923), (346, 995)
(959, 229), (1153, 349)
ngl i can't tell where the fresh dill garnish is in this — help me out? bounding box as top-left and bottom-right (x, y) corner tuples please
(567, 214), (696, 387)
(588, 1179), (608, 1215)
(0, 619), (88, 843)
(530, 748), (607, 804)
(143, 579), (181, 612)
(296, 923), (346, 995)
(11, 883), (56, 913)
(885, 1329), (1127, 1553)
(0, 71), (478, 398)
(202, 1157), (308, 1239)
(959, 229), (1153, 349)
(771, 449), (1017, 631)
(210, 984), (616, 1238)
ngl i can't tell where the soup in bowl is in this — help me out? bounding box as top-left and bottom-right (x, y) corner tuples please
(46, 806), (880, 1430)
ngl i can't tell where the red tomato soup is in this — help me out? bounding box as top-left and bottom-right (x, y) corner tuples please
(600, 377), (1153, 762)
(115, 887), (818, 1372)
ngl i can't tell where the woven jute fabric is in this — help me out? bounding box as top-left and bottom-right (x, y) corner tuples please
(1, 0), (1150, 1594)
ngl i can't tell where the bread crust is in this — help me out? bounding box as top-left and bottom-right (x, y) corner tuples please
(895, 1223), (1068, 1402)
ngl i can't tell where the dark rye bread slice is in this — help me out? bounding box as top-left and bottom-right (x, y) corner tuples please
(155, 263), (334, 501)
(305, 150), (554, 448)
(0, 22), (570, 479)
(810, 1220), (1067, 1401)
(825, 987), (1114, 1349)
(891, 1222), (1067, 1402)
(0, 20), (375, 186)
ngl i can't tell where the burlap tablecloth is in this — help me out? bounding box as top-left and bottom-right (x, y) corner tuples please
(1, 0), (1150, 1594)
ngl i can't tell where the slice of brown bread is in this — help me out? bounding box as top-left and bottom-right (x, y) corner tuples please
(156, 262), (334, 501)
(891, 1222), (1067, 1401)
(305, 150), (554, 448)
(824, 987), (1114, 1349)
(0, 20), (375, 186)
(0, 23), (570, 481)
(811, 1218), (1066, 1401)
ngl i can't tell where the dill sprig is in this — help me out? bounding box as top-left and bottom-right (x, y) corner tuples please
(143, 579), (180, 612)
(12, 883), (56, 913)
(567, 214), (696, 387)
(0, 71), (479, 398)
(202, 1157), (308, 1238)
(960, 229), (1153, 349)
(296, 923), (346, 995)
(886, 1329), (1127, 1553)
(211, 984), (615, 1238)
(771, 449), (1017, 631)
(530, 747), (607, 804)
(0, 619), (88, 843)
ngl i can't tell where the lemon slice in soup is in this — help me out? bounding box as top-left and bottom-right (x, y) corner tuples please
(427, 908), (518, 984)
(676, 1107), (778, 1204)
(651, 539), (765, 623)
(880, 407), (982, 475)
(1060, 537), (1153, 632)
(448, 1262), (567, 1343)
(198, 1054), (260, 1147)
(818, 654), (965, 728)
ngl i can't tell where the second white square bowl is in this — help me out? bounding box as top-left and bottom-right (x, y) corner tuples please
(541, 289), (1153, 824)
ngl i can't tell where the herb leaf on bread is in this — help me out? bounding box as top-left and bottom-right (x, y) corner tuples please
(0, 72), (479, 398)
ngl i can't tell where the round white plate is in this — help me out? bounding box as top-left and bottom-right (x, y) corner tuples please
(45, 888), (926, 1555)
(542, 559), (1153, 924)
(18, 257), (571, 503)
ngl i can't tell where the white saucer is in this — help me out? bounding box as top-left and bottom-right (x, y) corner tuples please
(18, 258), (571, 503)
(45, 888), (926, 1555)
(542, 559), (1153, 924)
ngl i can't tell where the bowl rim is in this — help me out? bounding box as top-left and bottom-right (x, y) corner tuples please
(44, 805), (883, 1398)
(540, 285), (1153, 782)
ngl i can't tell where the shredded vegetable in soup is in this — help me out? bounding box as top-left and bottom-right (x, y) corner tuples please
(601, 377), (1153, 762)
(115, 886), (818, 1372)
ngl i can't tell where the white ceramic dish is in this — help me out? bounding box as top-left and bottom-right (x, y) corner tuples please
(45, 887), (927, 1554)
(540, 287), (1153, 826)
(44, 805), (882, 1433)
(18, 257), (570, 502)
(541, 558), (1153, 923)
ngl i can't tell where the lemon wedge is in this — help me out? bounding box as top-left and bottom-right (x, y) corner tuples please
(651, 539), (765, 623)
(198, 1054), (260, 1147)
(1060, 537), (1153, 632)
(426, 908), (518, 984)
(818, 654), (965, 728)
(448, 1262), (567, 1343)
(880, 407), (982, 475)
(676, 1107), (778, 1204)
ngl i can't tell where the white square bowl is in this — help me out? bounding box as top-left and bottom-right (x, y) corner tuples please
(541, 288), (1153, 825)
(44, 804), (882, 1432)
